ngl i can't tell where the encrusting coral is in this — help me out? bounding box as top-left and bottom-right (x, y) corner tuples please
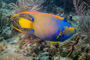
(0, 53), (29, 60)
(0, 42), (6, 52)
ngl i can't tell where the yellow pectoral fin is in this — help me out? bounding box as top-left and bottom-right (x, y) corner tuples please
(19, 17), (33, 28)
(50, 41), (60, 44)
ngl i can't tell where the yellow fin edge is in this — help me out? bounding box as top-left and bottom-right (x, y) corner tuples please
(13, 26), (30, 36)
(50, 41), (60, 44)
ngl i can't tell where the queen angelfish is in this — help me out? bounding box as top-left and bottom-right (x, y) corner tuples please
(11, 12), (76, 43)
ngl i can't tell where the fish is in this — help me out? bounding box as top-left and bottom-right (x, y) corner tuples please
(10, 12), (76, 43)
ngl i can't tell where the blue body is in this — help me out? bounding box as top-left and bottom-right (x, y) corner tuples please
(41, 19), (73, 41)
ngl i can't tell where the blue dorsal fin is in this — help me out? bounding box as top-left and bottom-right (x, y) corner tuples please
(30, 14), (34, 22)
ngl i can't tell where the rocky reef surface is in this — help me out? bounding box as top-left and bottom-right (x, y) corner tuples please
(0, 32), (90, 60)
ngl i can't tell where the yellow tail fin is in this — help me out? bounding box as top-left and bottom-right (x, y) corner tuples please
(19, 17), (33, 28)
(10, 12), (34, 29)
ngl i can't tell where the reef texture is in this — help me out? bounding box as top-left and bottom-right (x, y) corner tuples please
(0, 53), (29, 60)
(0, 33), (73, 60)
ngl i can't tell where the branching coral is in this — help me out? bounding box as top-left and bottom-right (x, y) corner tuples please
(73, 0), (90, 35)
(16, 34), (40, 56)
(9, 0), (45, 14)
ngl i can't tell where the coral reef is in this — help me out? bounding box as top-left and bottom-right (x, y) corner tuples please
(0, 0), (90, 60)
(0, 41), (6, 53)
(9, 0), (45, 14)
(73, 0), (90, 35)
(0, 7), (11, 29)
(0, 53), (29, 60)
(0, 32), (90, 60)
(0, 33), (74, 60)
(0, 1), (12, 40)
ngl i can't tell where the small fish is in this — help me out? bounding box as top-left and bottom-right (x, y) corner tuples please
(11, 12), (76, 43)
